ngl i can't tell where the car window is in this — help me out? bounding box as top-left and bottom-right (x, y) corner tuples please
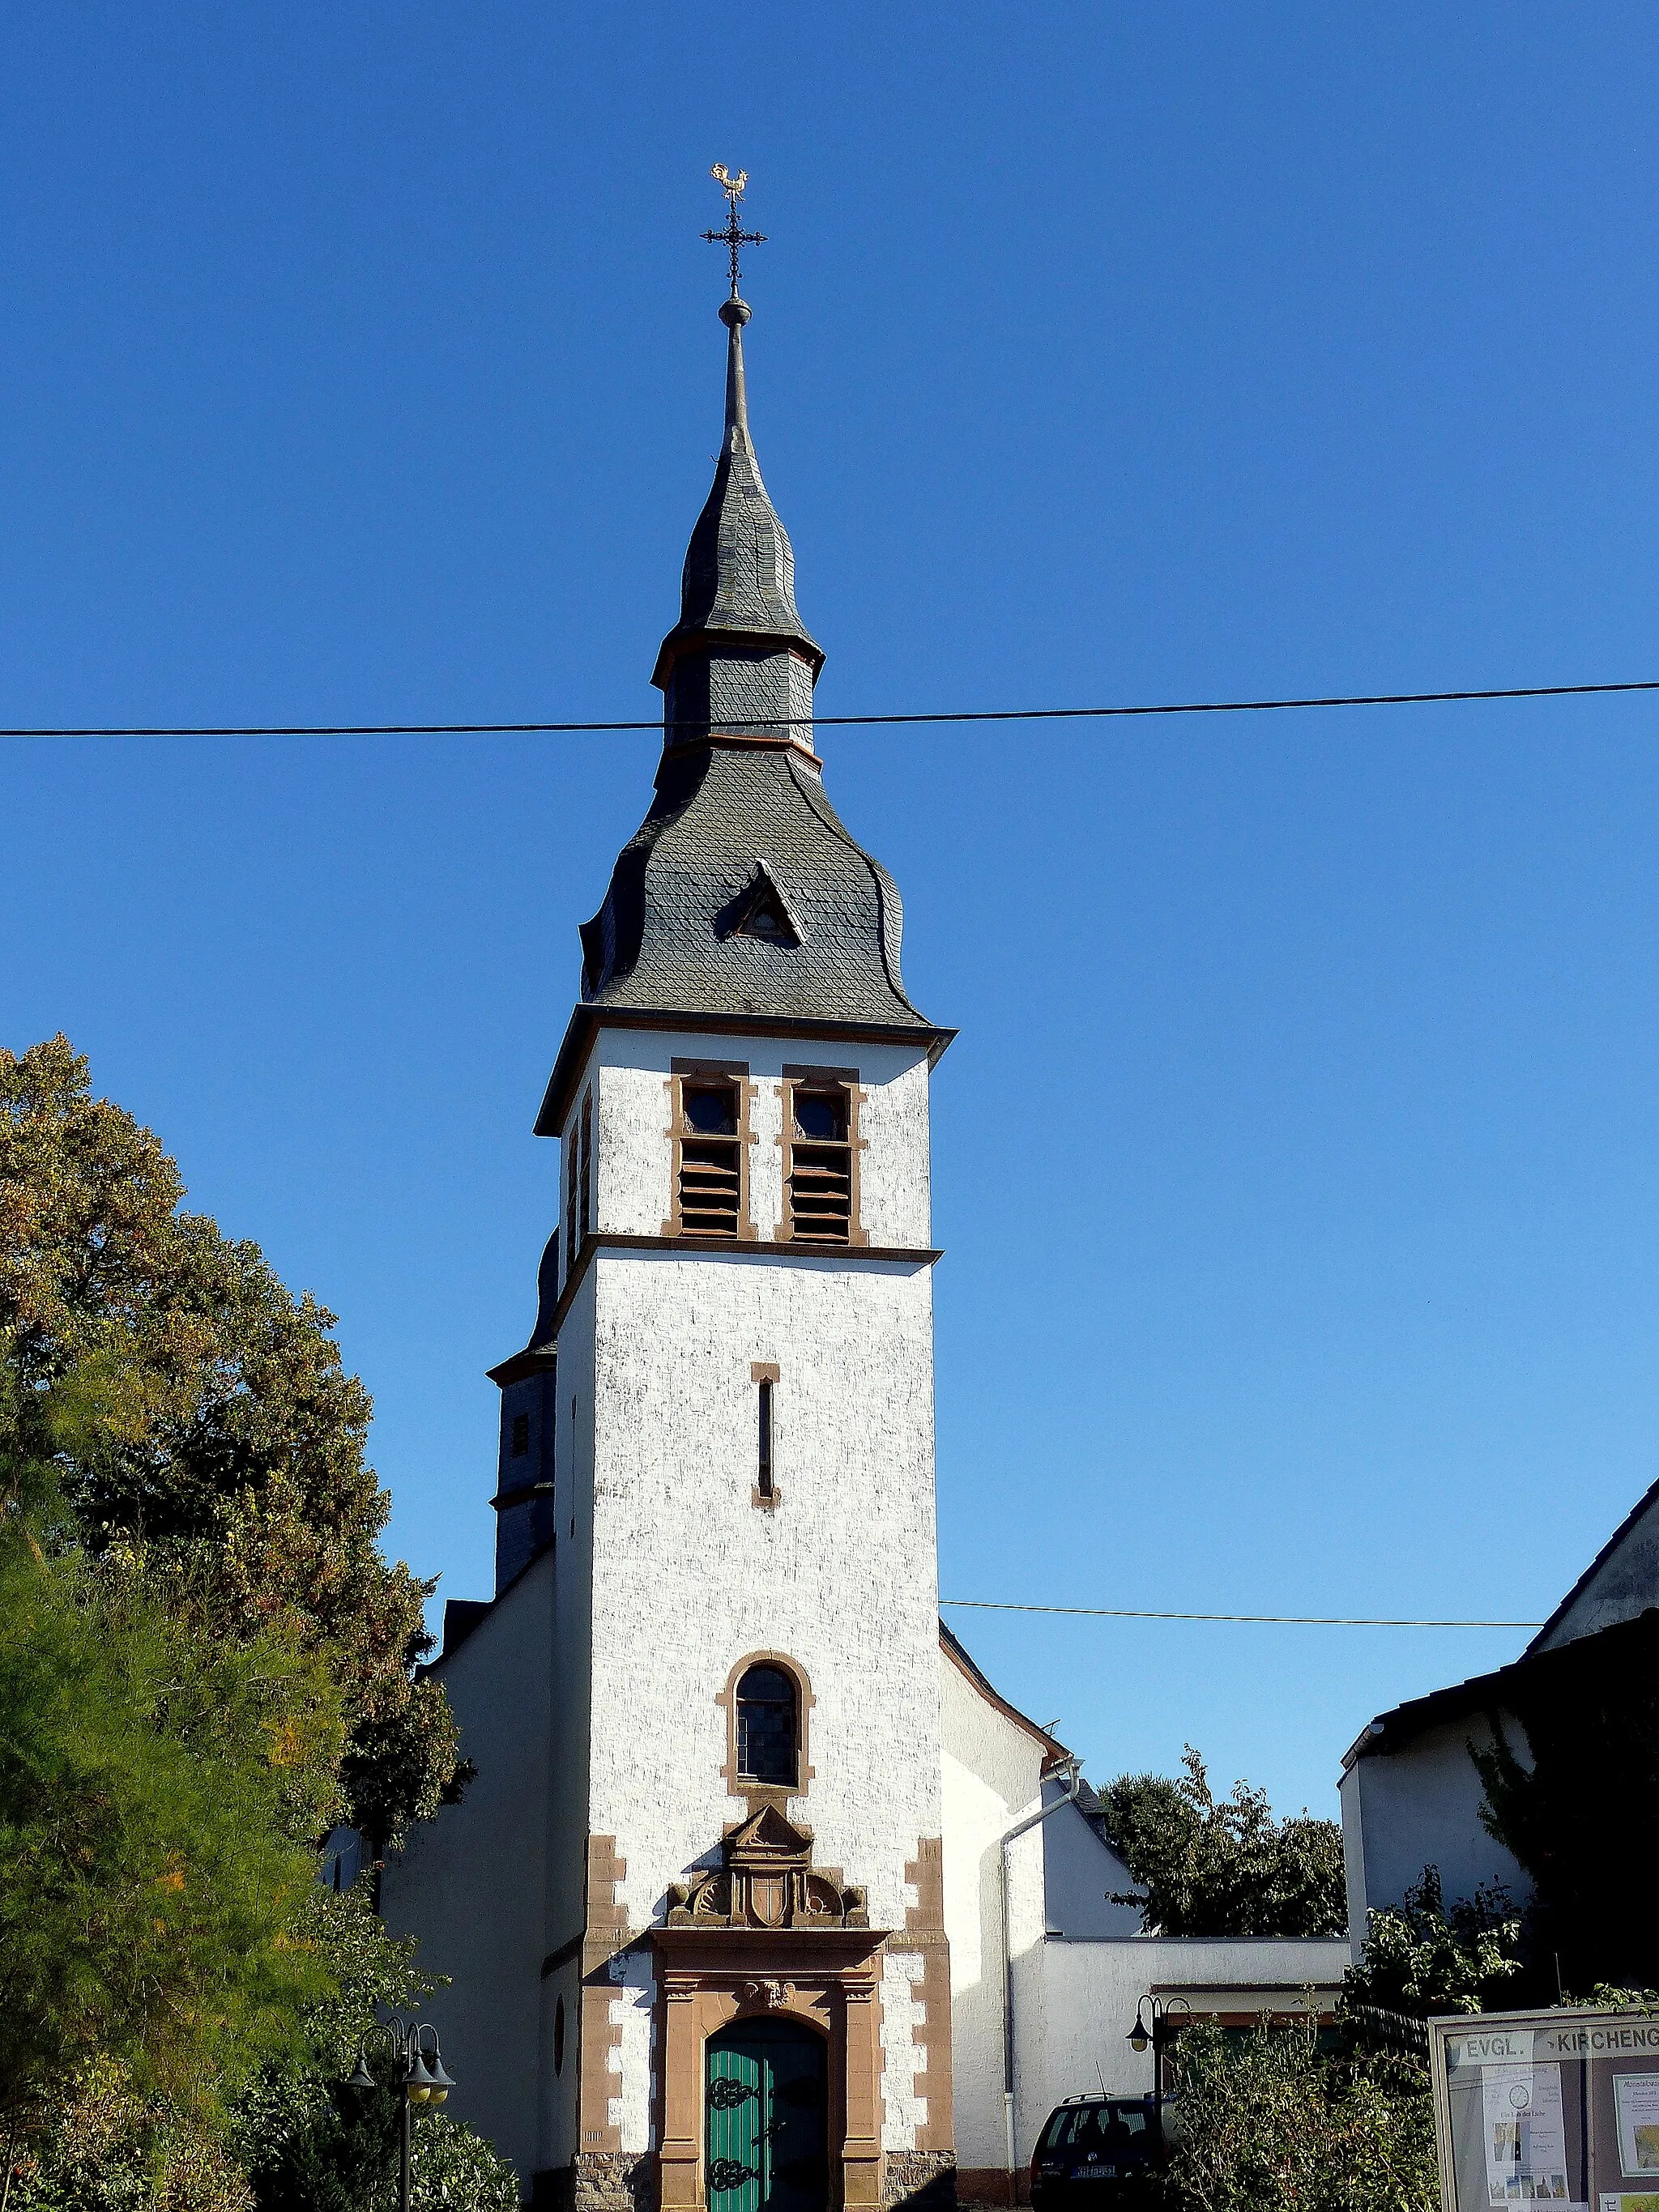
(1040, 2104), (1154, 2157)
(1043, 2108), (1097, 2150)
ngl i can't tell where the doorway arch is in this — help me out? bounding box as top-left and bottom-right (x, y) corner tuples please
(706, 2014), (829, 2212)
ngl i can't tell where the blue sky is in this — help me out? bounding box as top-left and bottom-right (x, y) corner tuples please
(6, 2), (1659, 1819)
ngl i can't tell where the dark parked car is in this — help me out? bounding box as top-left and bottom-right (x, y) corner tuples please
(1030, 2096), (1164, 2209)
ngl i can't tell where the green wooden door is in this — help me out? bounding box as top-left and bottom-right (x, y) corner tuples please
(706, 2018), (828, 2212)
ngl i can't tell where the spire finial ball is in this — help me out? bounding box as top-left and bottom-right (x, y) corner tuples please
(719, 296), (752, 328)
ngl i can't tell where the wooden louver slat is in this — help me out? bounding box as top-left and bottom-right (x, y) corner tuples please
(680, 1136), (740, 1235)
(789, 1144), (851, 1242)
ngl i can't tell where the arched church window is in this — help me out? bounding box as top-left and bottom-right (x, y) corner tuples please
(735, 1664), (798, 1786)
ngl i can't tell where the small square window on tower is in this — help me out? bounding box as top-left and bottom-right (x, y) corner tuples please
(668, 1063), (750, 1238)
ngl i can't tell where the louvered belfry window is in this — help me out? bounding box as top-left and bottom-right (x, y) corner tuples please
(787, 1085), (852, 1243)
(677, 1079), (742, 1237)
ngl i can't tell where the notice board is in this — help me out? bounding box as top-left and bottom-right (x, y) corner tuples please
(1430, 2010), (1659, 2212)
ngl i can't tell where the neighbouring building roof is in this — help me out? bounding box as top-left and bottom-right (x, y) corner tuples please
(1345, 1473), (1659, 1767)
(1525, 1472), (1659, 1653)
(1341, 1602), (1659, 1768)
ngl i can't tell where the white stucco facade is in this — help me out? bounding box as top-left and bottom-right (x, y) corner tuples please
(936, 1630), (1348, 2193)
(1337, 1474), (1659, 1947)
(388, 1016), (950, 2198)
(1338, 1710), (1527, 1947)
(568, 1026), (944, 2163)
(1033, 1935), (1351, 2108)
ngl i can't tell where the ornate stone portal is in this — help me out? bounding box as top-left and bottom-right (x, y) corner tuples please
(655, 1811), (888, 2212)
(667, 1806), (869, 1932)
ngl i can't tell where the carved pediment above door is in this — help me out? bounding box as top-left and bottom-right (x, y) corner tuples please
(666, 1805), (869, 1929)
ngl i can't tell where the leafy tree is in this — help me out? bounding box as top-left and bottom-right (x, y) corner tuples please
(1162, 2015), (1437, 2212)
(1099, 1747), (1346, 1937)
(1472, 1609), (1659, 1997)
(1341, 1865), (1524, 2018)
(4, 2055), (256, 2212)
(0, 1042), (508, 2207)
(0, 1532), (342, 2131)
(0, 1036), (462, 1847)
(230, 1887), (518, 2212)
(8, 1889), (518, 2212)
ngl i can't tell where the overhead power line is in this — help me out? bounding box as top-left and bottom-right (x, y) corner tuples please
(940, 1599), (1543, 1629)
(3, 675), (1659, 740)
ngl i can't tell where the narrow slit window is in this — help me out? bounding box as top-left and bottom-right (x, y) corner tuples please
(788, 1085), (852, 1244)
(510, 1413), (530, 1458)
(678, 1080), (741, 1237)
(736, 1664), (798, 1786)
(578, 1092), (593, 1242)
(565, 1123), (580, 1271)
(757, 1379), (774, 1499)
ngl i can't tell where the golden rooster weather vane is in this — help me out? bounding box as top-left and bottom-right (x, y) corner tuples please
(702, 164), (766, 298)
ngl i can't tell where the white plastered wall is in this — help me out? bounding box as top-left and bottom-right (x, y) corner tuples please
(1339, 1713), (1529, 1946)
(379, 1546), (561, 2192)
(584, 1027), (933, 1254)
(940, 1647), (1048, 2176)
(571, 1028), (943, 2158)
(1034, 1936), (1352, 2112)
(1531, 1482), (1659, 1650)
(539, 1268), (599, 2174)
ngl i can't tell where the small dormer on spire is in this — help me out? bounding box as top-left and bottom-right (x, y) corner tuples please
(652, 172), (823, 757)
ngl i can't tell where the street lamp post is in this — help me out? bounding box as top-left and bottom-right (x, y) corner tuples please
(349, 2019), (457, 2212)
(1127, 1993), (1192, 2108)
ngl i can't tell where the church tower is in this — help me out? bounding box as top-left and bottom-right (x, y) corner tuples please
(388, 210), (957, 2212)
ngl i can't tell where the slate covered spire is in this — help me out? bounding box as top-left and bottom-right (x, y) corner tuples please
(561, 289), (936, 1054)
(650, 296), (824, 747)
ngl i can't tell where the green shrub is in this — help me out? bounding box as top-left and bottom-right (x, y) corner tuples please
(1162, 2016), (1437, 2212)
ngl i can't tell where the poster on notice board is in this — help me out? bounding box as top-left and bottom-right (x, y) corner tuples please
(1430, 2011), (1659, 2212)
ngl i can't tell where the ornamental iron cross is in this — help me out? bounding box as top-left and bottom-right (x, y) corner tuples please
(703, 163), (766, 297)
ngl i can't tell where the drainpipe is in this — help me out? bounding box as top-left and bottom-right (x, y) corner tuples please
(1000, 1757), (1082, 2206)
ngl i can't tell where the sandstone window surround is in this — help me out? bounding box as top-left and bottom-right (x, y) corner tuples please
(663, 1059), (758, 1240)
(717, 1650), (815, 1813)
(752, 1360), (780, 1510)
(778, 1066), (868, 1247)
